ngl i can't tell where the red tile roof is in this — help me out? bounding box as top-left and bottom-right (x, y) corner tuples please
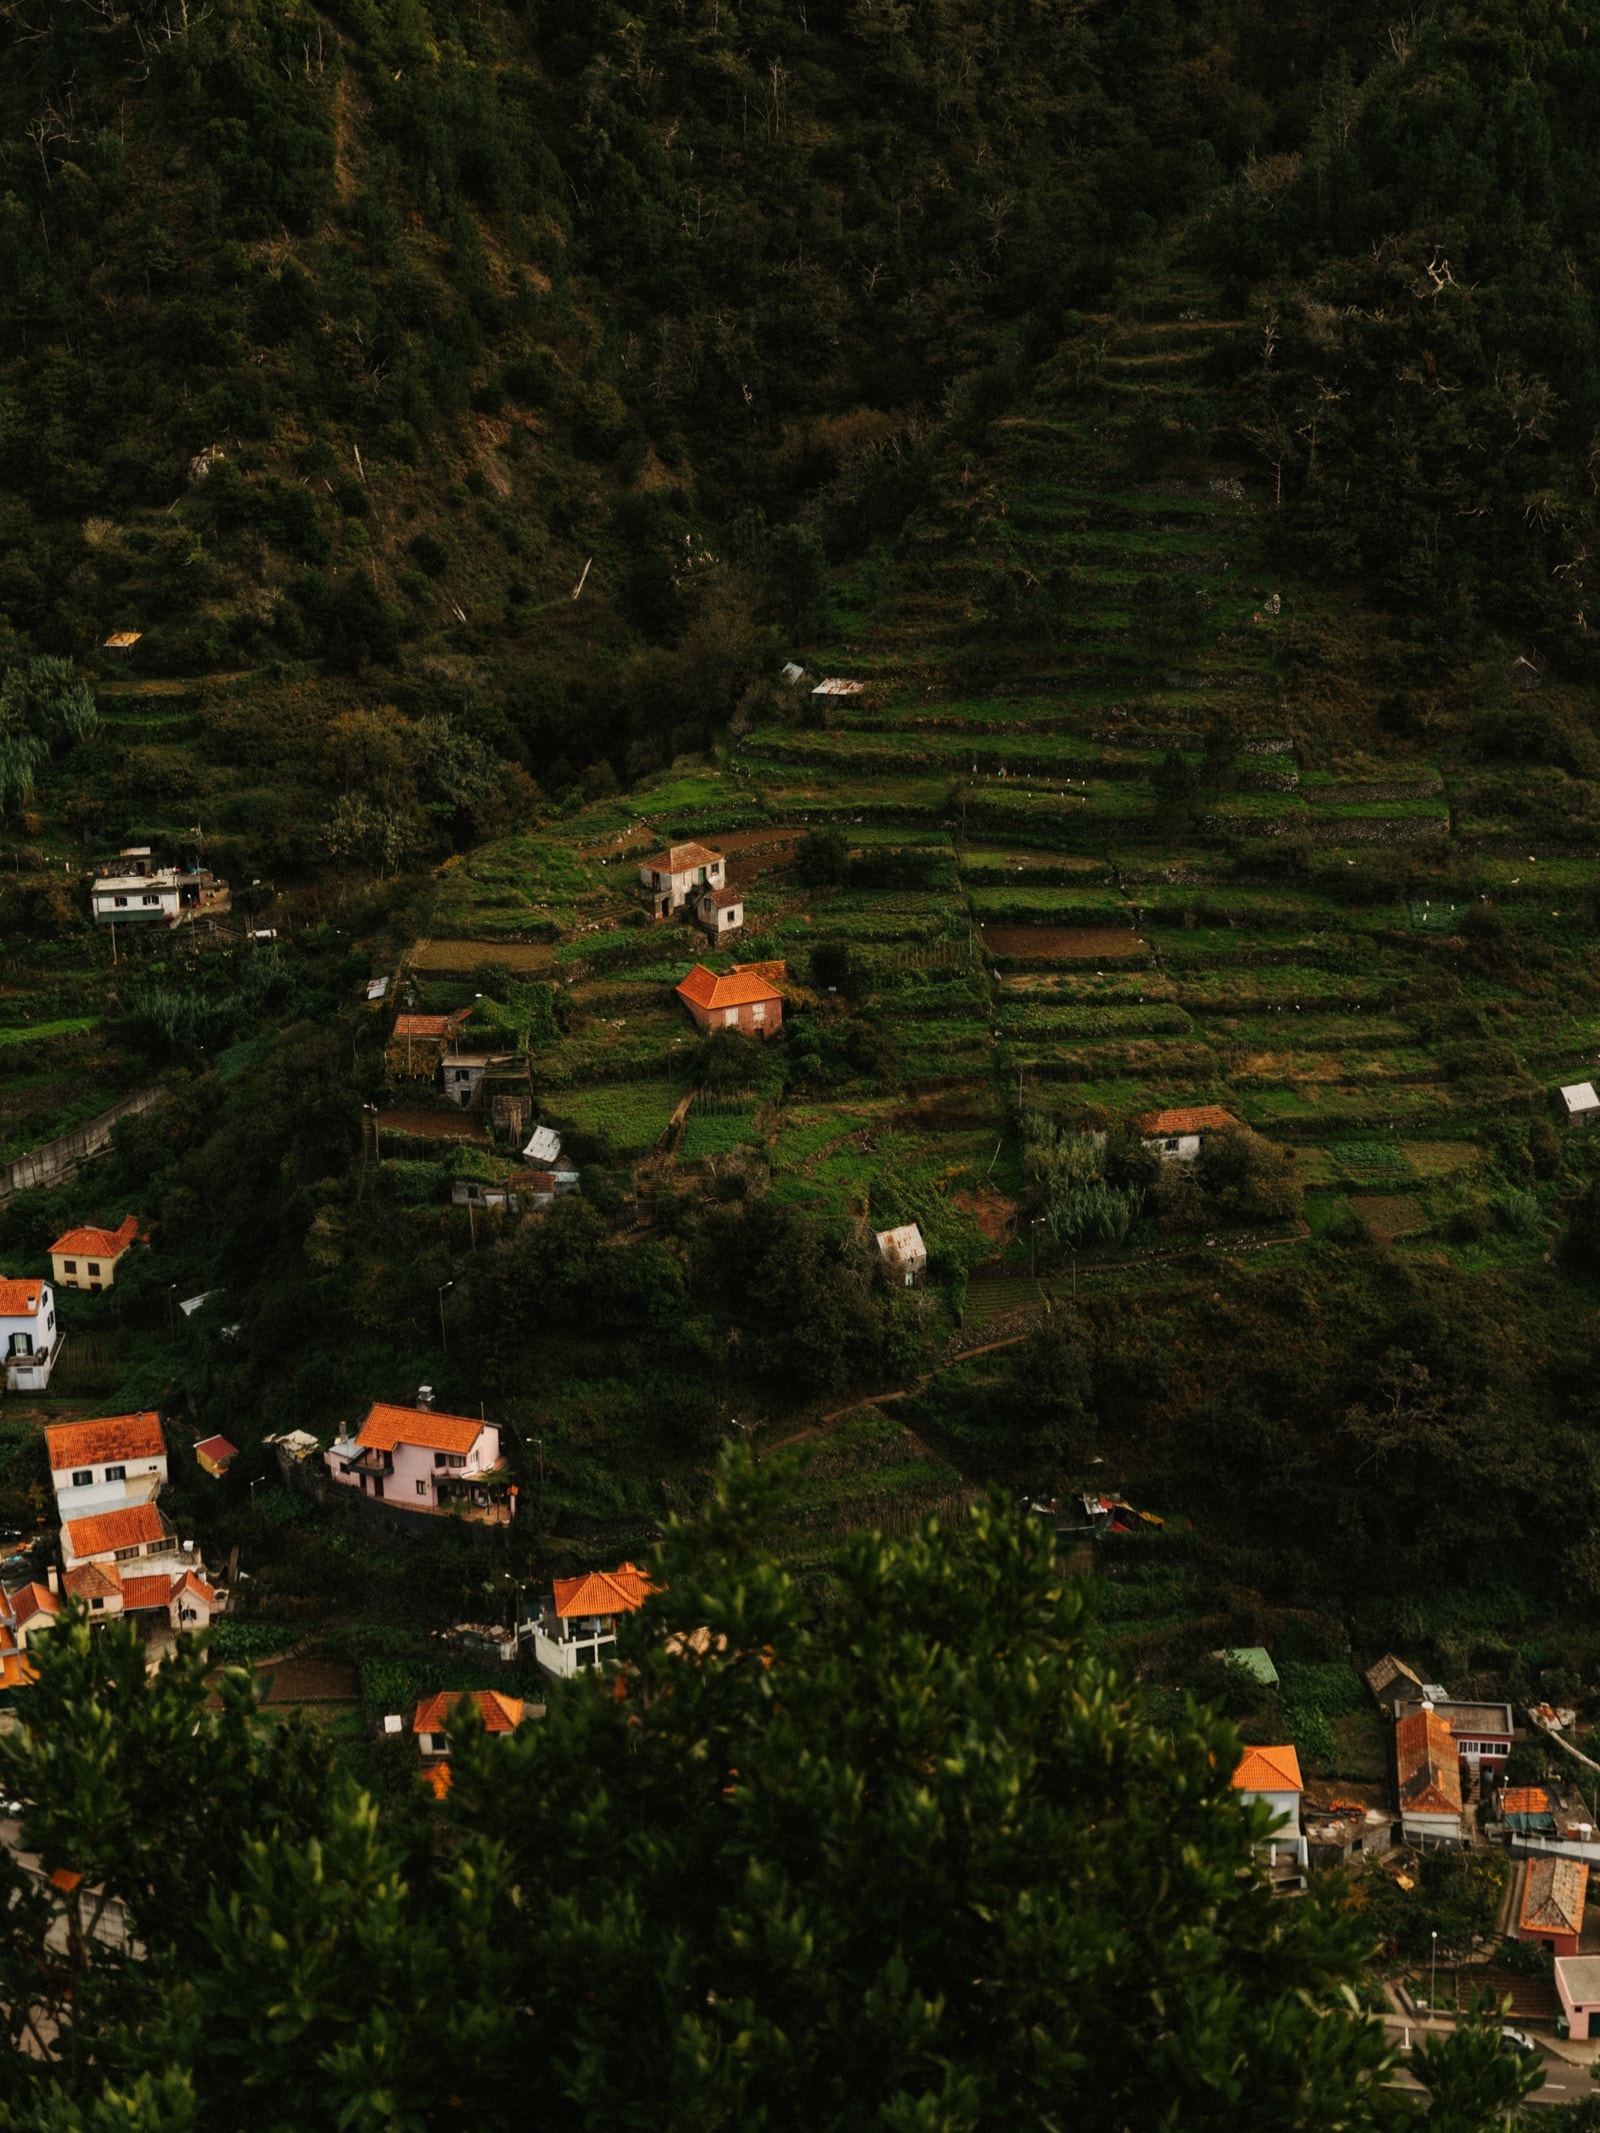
(412, 1689), (525, 1736)
(64, 1562), (122, 1601)
(1395, 1708), (1463, 1817)
(194, 1435), (238, 1467)
(1522, 1857), (1589, 1937)
(552, 1561), (657, 1620)
(642, 841), (722, 874)
(121, 1573), (175, 1612)
(1232, 1744), (1304, 1794)
(356, 1403), (485, 1456)
(64, 1501), (165, 1560)
(48, 1214), (140, 1261)
(1135, 1106), (1238, 1138)
(46, 1412), (165, 1472)
(0, 1279), (44, 1317)
(9, 1582), (58, 1623)
(392, 1009), (471, 1039)
(1502, 1788), (1552, 1816)
(675, 962), (785, 1011)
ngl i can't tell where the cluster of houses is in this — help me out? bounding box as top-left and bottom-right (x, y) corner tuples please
(0, 1412), (220, 1680)
(0, 1213), (144, 1395)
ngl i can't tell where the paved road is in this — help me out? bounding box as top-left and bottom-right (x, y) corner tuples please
(1383, 2015), (1589, 2108)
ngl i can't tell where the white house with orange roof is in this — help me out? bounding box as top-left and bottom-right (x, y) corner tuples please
(324, 1400), (515, 1522)
(0, 1276), (59, 1391)
(45, 1412), (168, 1519)
(1231, 1743), (1307, 1869)
(529, 1562), (656, 1678)
(48, 1214), (141, 1293)
(1135, 1105), (1239, 1161)
(637, 841), (725, 920)
(413, 1689), (527, 1764)
(674, 960), (785, 1038)
(60, 1500), (181, 1575)
(60, 1560), (217, 1635)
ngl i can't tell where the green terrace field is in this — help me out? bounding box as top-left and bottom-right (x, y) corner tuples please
(381, 271), (1600, 1354)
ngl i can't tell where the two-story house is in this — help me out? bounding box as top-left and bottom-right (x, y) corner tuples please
(0, 1277), (60, 1392)
(48, 1216), (141, 1293)
(637, 842), (726, 920)
(45, 1413), (169, 1520)
(60, 1500), (181, 1575)
(324, 1401), (515, 1522)
(1231, 1744), (1307, 1873)
(528, 1561), (656, 1678)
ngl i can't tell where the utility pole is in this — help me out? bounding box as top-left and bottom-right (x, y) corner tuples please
(438, 1280), (454, 1356)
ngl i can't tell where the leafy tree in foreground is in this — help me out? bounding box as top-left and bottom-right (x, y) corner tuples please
(0, 1452), (1535, 2130)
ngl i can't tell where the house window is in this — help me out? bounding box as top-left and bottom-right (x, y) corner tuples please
(114, 1545), (140, 1561)
(63, 1261), (77, 1274)
(88, 1264), (100, 1277)
(72, 1470), (93, 1487)
(92, 1597), (104, 1611)
(904, 1271), (914, 1288)
(105, 1465), (125, 1483)
(144, 1541), (166, 1555)
(6, 1334), (30, 1358)
(142, 894), (160, 906)
(90, 1283), (102, 1293)
(1164, 1138), (1180, 1153)
(416, 1480), (428, 1496)
(434, 1452), (447, 1468)
(113, 896), (128, 908)
(751, 1002), (766, 1024)
(447, 1454), (466, 1469)
(724, 1007), (739, 1026)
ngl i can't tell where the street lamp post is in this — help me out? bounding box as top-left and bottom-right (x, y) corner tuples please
(438, 1280), (454, 1356)
(1430, 1929), (1438, 2014)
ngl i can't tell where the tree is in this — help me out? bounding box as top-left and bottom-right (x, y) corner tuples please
(795, 824), (851, 887)
(0, 1457), (1547, 2130)
(768, 522), (830, 641)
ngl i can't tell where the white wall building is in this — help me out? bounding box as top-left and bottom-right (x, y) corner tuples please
(0, 1278), (60, 1392)
(45, 1412), (168, 1519)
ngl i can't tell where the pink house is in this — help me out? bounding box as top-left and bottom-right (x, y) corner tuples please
(324, 1401), (516, 1523)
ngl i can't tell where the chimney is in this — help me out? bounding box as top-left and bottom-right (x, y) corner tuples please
(416, 1384), (435, 1409)
(46, 1565), (58, 1595)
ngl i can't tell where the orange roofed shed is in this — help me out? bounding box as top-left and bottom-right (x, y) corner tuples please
(1135, 1107), (1237, 1160)
(675, 961), (785, 1040)
(413, 1689), (526, 1761)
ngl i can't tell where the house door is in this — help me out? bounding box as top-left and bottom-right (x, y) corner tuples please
(6, 1334), (30, 1357)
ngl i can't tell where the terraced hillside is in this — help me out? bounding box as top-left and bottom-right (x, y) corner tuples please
(423, 262), (1598, 1323)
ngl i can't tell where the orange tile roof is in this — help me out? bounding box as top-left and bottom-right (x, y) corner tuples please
(49, 1215), (140, 1260)
(176, 1570), (214, 1604)
(64, 1562), (122, 1601)
(424, 1761), (452, 1798)
(1395, 1708), (1463, 1816)
(642, 841), (722, 873)
(675, 962), (785, 1011)
(121, 1573), (175, 1612)
(10, 1582), (58, 1623)
(0, 1279), (44, 1317)
(356, 1403), (485, 1456)
(1522, 1857), (1589, 1937)
(1503, 1787), (1552, 1817)
(46, 1412), (165, 1472)
(194, 1435), (238, 1466)
(1232, 1744), (1304, 1794)
(552, 1561), (657, 1620)
(412, 1690), (525, 1736)
(64, 1501), (165, 1560)
(1135, 1106), (1238, 1138)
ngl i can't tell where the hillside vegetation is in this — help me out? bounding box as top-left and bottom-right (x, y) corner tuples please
(5, 0), (1600, 1733)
